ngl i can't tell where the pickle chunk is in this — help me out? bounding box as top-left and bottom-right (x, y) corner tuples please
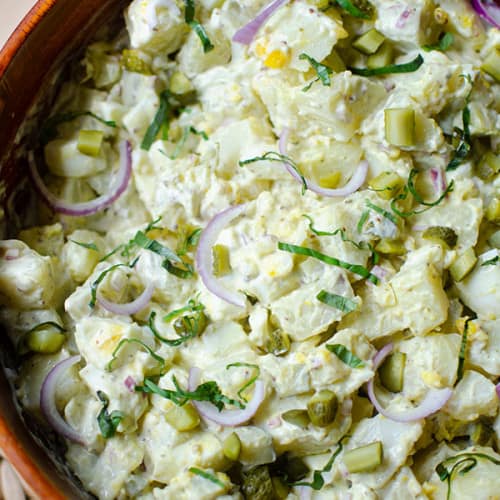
(282, 409), (310, 429)
(77, 130), (104, 157)
(423, 226), (458, 249)
(223, 432), (241, 461)
(385, 108), (416, 147)
(242, 466), (274, 500)
(25, 324), (65, 354)
(343, 441), (383, 473)
(164, 403), (200, 431)
(450, 248), (477, 282)
(353, 29), (385, 55)
(378, 352), (406, 393)
(307, 390), (338, 427)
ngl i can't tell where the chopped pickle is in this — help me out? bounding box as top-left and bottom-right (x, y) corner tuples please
(307, 390), (338, 427)
(319, 171), (341, 188)
(367, 42), (394, 69)
(375, 239), (406, 256)
(223, 432), (241, 461)
(271, 477), (289, 499)
(423, 226), (458, 249)
(266, 329), (291, 356)
(475, 152), (500, 180)
(486, 198), (500, 223)
(353, 29), (385, 55)
(212, 244), (232, 277)
(121, 49), (151, 74)
(164, 403), (200, 431)
(384, 108), (416, 147)
(25, 326), (65, 354)
(169, 71), (194, 95)
(173, 311), (208, 337)
(368, 171), (404, 200)
(488, 229), (500, 248)
(481, 48), (500, 82)
(282, 456), (309, 482)
(77, 130), (104, 157)
(470, 421), (494, 446)
(323, 49), (346, 73)
(282, 409), (310, 428)
(450, 248), (477, 282)
(378, 352), (406, 393)
(343, 441), (383, 473)
(242, 466), (274, 500)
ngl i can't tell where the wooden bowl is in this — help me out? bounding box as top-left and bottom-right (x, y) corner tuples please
(0, 1), (126, 497)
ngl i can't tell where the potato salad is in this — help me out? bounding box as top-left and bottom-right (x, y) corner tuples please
(1, 0), (500, 498)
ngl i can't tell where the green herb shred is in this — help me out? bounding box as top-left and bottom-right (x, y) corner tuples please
(357, 210), (370, 233)
(106, 338), (165, 372)
(481, 255), (499, 266)
(334, 0), (374, 19)
(317, 290), (359, 313)
(148, 310), (202, 347)
(326, 343), (365, 368)
(365, 200), (398, 224)
(457, 318), (471, 383)
(141, 90), (170, 151)
(423, 32), (454, 52)
(184, 0), (214, 53)
(278, 241), (379, 284)
(188, 468), (226, 487)
(96, 391), (124, 438)
(69, 240), (99, 252)
(299, 53), (333, 91)
(170, 126), (208, 160)
(226, 362), (260, 402)
(177, 228), (202, 256)
(349, 54), (424, 77)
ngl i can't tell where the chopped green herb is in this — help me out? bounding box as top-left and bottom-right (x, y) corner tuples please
(436, 452), (500, 500)
(334, 0), (374, 19)
(40, 111), (116, 145)
(162, 258), (195, 279)
(177, 228), (202, 256)
(69, 239), (99, 252)
(481, 255), (499, 266)
(457, 318), (471, 383)
(317, 291), (358, 313)
(163, 297), (205, 323)
(188, 468), (225, 487)
(349, 54), (423, 77)
(365, 200), (398, 224)
(96, 391), (124, 438)
(141, 90), (170, 151)
(170, 126), (208, 160)
(357, 210), (370, 233)
(132, 231), (181, 263)
(136, 376), (244, 411)
(299, 53), (333, 91)
(278, 241), (379, 284)
(239, 151), (307, 195)
(106, 338), (165, 372)
(184, 0), (214, 53)
(148, 309), (204, 347)
(423, 32), (454, 52)
(226, 362), (260, 402)
(326, 344), (365, 368)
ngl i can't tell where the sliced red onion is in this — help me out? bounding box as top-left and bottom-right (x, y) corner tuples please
(233, 0), (288, 44)
(471, 0), (500, 28)
(367, 344), (453, 422)
(188, 367), (265, 426)
(4, 248), (20, 260)
(496, 383), (500, 400)
(412, 225), (429, 232)
(40, 356), (86, 445)
(195, 205), (247, 307)
(430, 167), (446, 196)
(29, 140), (132, 216)
(97, 281), (154, 316)
(124, 375), (136, 393)
(279, 128), (368, 197)
(370, 265), (389, 282)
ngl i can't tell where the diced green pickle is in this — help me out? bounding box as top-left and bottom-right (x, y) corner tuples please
(481, 48), (500, 82)
(212, 244), (232, 277)
(77, 130), (104, 157)
(271, 476), (290, 499)
(486, 198), (500, 223)
(475, 152), (500, 180)
(173, 311), (208, 337)
(343, 441), (383, 473)
(169, 71), (194, 95)
(323, 50), (346, 73)
(367, 42), (394, 69)
(307, 390), (338, 427)
(422, 226), (458, 249)
(282, 409), (310, 429)
(25, 326), (65, 354)
(281, 456), (309, 482)
(164, 403), (200, 431)
(470, 421), (493, 446)
(242, 466), (274, 500)
(368, 171), (404, 200)
(122, 49), (151, 74)
(375, 239), (406, 256)
(353, 29), (385, 55)
(450, 248), (477, 282)
(385, 108), (416, 147)
(223, 432), (241, 461)
(266, 329), (291, 356)
(378, 352), (406, 393)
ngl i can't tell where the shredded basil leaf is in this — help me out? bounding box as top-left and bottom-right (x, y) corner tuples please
(97, 391), (124, 438)
(299, 53), (333, 91)
(163, 297), (205, 323)
(349, 54), (424, 77)
(423, 32), (454, 52)
(326, 344), (365, 368)
(40, 111), (116, 145)
(291, 437), (346, 489)
(132, 231), (182, 263)
(106, 338), (165, 372)
(226, 362), (260, 402)
(177, 228), (202, 256)
(435, 452), (500, 500)
(365, 200), (398, 224)
(334, 0), (374, 19)
(278, 241), (379, 284)
(317, 290), (359, 313)
(481, 255), (499, 266)
(148, 310), (203, 347)
(357, 210), (370, 233)
(189, 468), (226, 487)
(69, 239), (99, 252)
(141, 90), (170, 151)
(136, 376), (244, 411)
(162, 259), (195, 279)
(239, 151), (307, 195)
(457, 318), (471, 383)
(184, 0), (214, 53)
(170, 126), (208, 160)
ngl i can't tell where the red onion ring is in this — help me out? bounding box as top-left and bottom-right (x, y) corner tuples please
(124, 376), (136, 393)
(430, 167), (446, 196)
(471, 0), (500, 28)
(28, 140), (132, 216)
(195, 205), (247, 307)
(233, 0), (288, 44)
(279, 128), (368, 197)
(370, 265), (388, 282)
(496, 382), (500, 400)
(188, 367), (265, 426)
(367, 344), (453, 422)
(40, 356), (86, 445)
(97, 281), (154, 316)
